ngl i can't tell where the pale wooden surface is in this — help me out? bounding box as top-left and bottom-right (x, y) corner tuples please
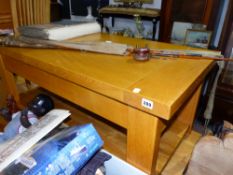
(17, 87), (201, 175)
(0, 33), (213, 174)
(0, 0), (12, 28)
(1, 66), (203, 174)
(177, 84), (203, 133)
(0, 55), (9, 108)
(0, 33), (214, 119)
(162, 131), (201, 175)
(10, 0), (50, 35)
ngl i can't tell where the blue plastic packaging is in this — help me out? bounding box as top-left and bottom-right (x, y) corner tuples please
(3, 124), (103, 175)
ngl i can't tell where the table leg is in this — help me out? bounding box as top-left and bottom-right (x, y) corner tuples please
(152, 18), (158, 41)
(99, 14), (104, 31)
(112, 16), (115, 27)
(177, 84), (203, 133)
(127, 107), (163, 175)
(0, 55), (20, 104)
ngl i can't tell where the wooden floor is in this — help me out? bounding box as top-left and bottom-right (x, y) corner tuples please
(0, 80), (201, 175)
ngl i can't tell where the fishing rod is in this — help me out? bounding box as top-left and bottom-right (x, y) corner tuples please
(132, 45), (232, 61)
(1, 36), (232, 61)
(0, 36), (130, 56)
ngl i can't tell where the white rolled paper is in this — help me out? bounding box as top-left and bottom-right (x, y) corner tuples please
(47, 22), (101, 41)
(19, 22), (101, 41)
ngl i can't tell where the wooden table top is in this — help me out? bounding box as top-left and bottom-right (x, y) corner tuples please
(0, 33), (214, 120)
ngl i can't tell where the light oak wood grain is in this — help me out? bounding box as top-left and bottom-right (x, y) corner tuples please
(161, 131), (201, 175)
(0, 55), (20, 104)
(17, 87), (199, 175)
(0, 33), (214, 175)
(33, 0), (38, 23)
(127, 108), (163, 174)
(0, 56), (9, 108)
(10, 0), (50, 35)
(177, 84), (203, 133)
(0, 14), (12, 25)
(0, 34), (214, 119)
(0, 0), (11, 13)
(0, 0), (12, 28)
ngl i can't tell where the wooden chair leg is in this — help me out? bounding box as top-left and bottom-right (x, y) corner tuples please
(25, 79), (32, 89)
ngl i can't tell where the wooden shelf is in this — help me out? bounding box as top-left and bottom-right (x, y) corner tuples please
(156, 119), (189, 173)
(18, 86), (192, 174)
(19, 87), (127, 159)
